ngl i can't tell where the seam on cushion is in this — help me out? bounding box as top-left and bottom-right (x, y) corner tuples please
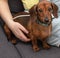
(15, 44), (26, 58)
(14, 45), (23, 58)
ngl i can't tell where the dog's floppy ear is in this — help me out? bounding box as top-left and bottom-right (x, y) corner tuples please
(29, 5), (37, 17)
(51, 3), (58, 18)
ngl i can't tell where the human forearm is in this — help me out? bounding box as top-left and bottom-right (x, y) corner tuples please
(0, 0), (13, 25)
(0, 0), (30, 42)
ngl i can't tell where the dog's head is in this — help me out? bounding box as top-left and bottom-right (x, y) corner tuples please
(29, 1), (58, 25)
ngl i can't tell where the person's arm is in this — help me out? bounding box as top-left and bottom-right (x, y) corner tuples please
(0, 0), (30, 42)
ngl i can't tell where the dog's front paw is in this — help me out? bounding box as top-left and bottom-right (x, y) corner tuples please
(33, 46), (40, 52)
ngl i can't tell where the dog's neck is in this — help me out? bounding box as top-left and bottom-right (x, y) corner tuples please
(36, 19), (51, 27)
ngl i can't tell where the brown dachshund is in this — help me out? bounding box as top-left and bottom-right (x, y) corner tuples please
(4, 1), (58, 52)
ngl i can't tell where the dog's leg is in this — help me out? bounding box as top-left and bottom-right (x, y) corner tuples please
(42, 40), (50, 49)
(32, 38), (40, 52)
(30, 34), (40, 52)
(4, 25), (17, 44)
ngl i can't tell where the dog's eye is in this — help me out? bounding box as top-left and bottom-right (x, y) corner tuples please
(39, 9), (43, 12)
(48, 8), (52, 12)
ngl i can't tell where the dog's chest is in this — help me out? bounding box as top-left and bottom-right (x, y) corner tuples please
(32, 24), (52, 38)
(40, 28), (51, 38)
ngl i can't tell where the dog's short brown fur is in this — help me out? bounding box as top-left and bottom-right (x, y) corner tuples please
(4, 1), (58, 52)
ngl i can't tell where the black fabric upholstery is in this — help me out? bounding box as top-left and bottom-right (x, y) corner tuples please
(8, 0), (24, 13)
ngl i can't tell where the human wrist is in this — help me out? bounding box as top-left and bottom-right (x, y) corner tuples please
(5, 19), (14, 27)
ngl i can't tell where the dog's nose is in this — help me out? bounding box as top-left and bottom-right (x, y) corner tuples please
(44, 17), (49, 22)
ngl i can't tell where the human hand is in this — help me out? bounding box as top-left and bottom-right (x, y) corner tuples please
(7, 20), (31, 42)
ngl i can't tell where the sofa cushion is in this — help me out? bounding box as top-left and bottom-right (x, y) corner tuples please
(0, 25), (21, 58)
(15, 42), (60, 58)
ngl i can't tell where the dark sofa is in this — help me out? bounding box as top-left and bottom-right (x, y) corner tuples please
(0, 0), (60, 58)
